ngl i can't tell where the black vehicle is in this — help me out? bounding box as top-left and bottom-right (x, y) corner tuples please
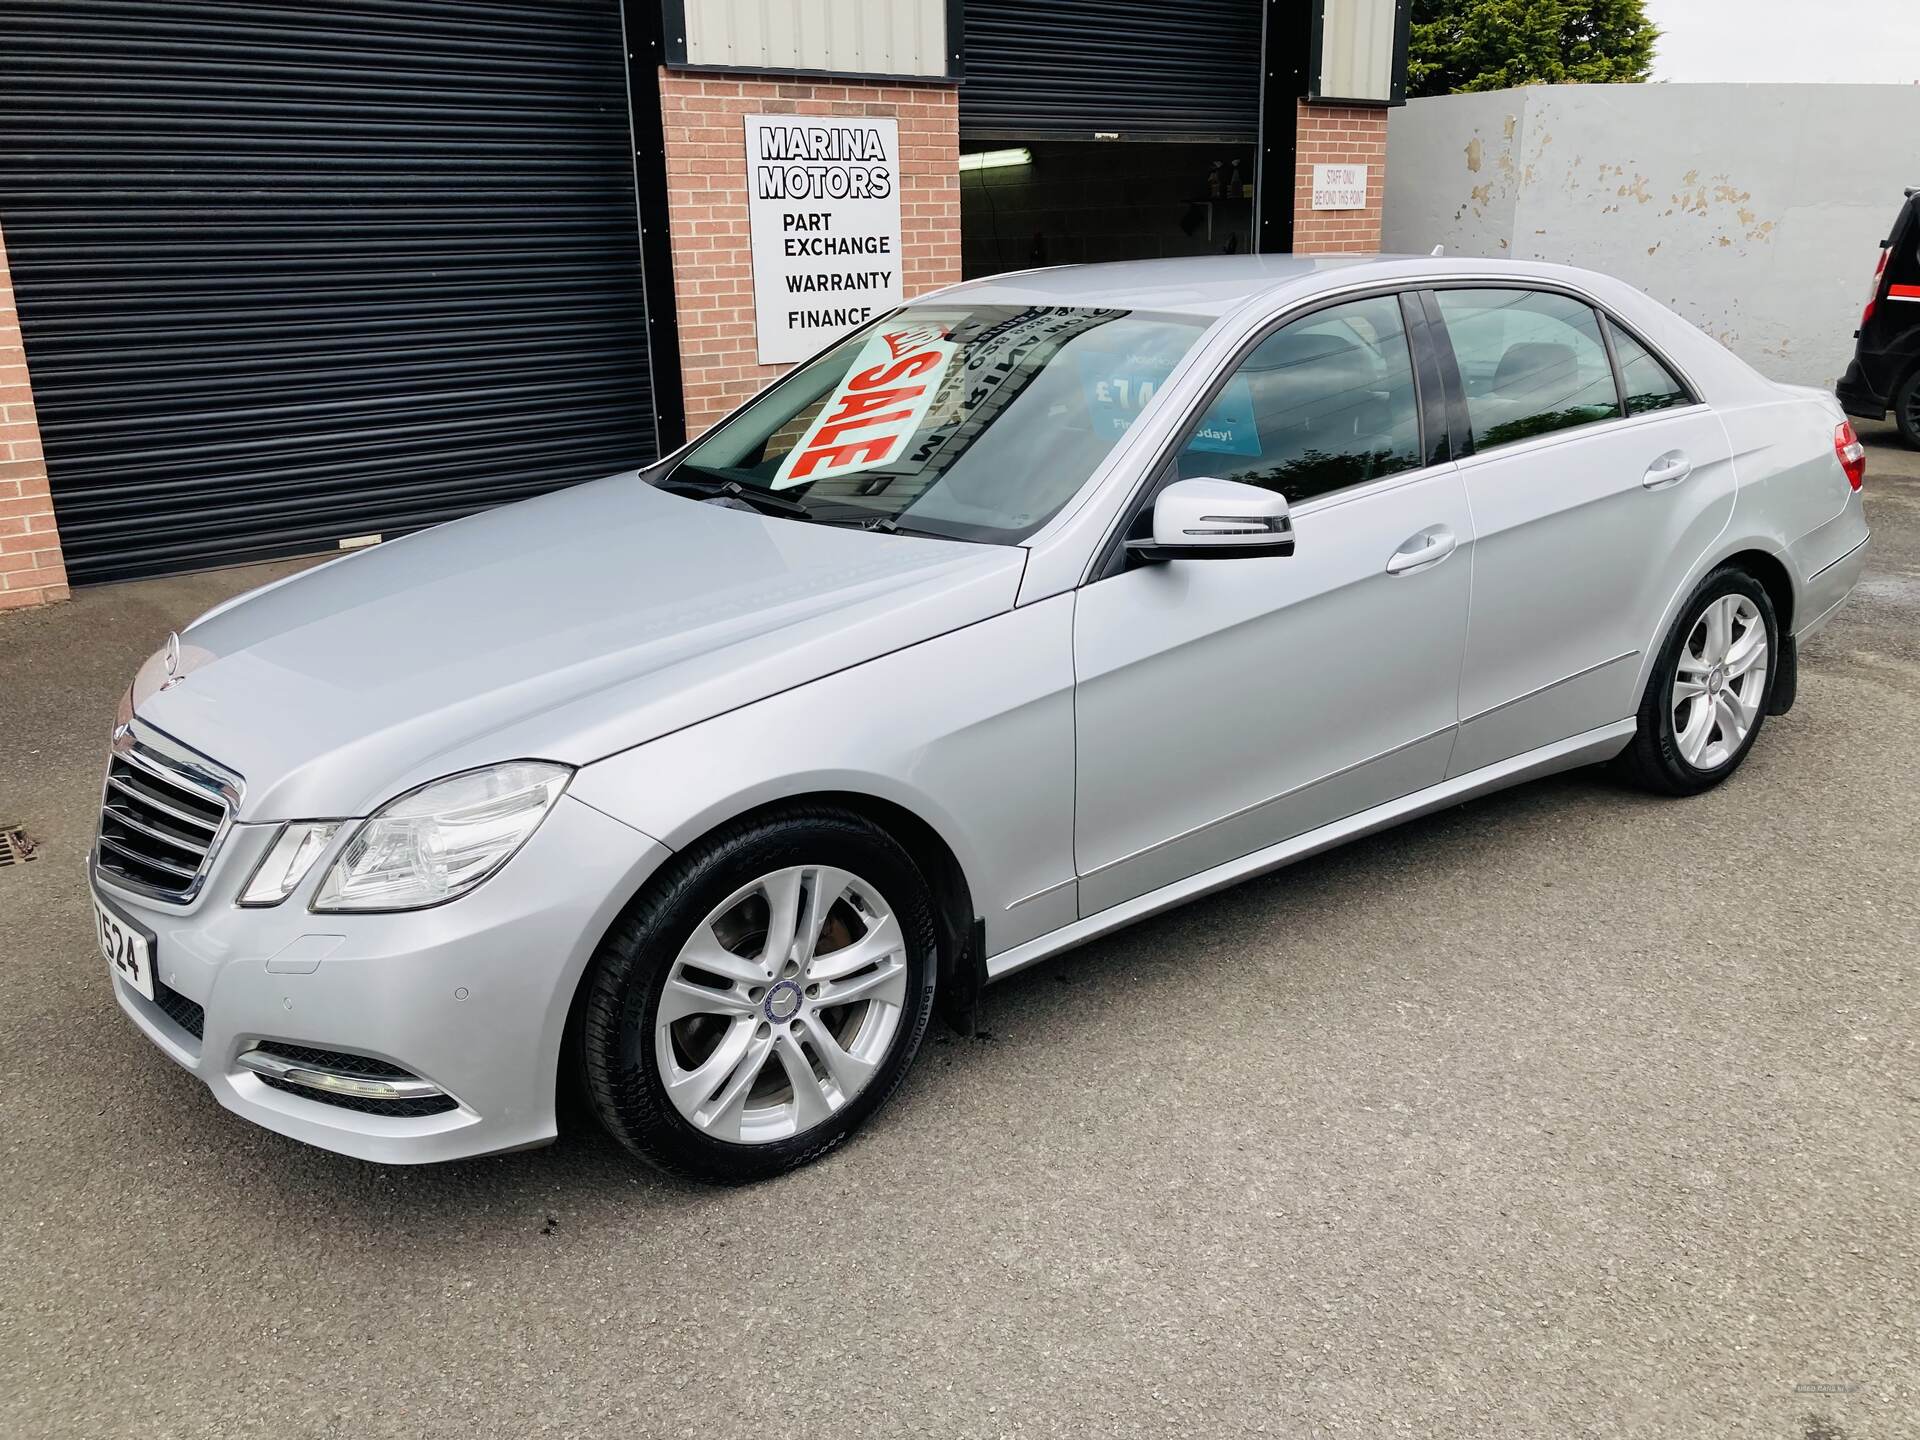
(1838, 187), (1920, 448)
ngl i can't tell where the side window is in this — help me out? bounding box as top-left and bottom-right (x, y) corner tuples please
(1609, 324), (1693, 414)
(1171, 294), (1422, 506)
(1434, 289), (1621, 452)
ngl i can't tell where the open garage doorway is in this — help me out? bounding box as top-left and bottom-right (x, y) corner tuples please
(959, 0), (1265, 278)
(961, 140), (1257, 280)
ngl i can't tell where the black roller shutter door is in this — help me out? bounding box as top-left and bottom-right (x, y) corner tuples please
(961, 0), (1263, 142)
(0, 0), (657, 585)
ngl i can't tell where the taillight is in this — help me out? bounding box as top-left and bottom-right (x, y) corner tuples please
(1862, 247), (1889, 328)
(1835, 421), (1866, 490)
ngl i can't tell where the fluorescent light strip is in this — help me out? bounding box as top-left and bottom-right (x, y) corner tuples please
(959, 147), (1032, 173)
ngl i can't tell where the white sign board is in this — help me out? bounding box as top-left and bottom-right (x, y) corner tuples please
(1311, 163), (1369, 211)
(745, 114), (903, 365)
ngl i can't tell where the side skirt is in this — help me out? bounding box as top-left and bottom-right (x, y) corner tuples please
(985, 719), (1637, 984)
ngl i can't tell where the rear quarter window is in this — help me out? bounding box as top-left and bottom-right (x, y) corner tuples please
(1609, 325), (1693, 415)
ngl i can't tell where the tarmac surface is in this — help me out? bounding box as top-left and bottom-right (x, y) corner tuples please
(3, 425), (1916, 1439)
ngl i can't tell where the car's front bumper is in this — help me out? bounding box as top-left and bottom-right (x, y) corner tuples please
(96, 794), (668, 1164)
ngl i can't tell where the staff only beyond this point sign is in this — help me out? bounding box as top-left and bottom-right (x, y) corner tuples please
(745, 114), (904, 366)
(1310, 163), (1369, 211)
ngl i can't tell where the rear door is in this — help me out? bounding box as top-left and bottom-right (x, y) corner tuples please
(1426, 286), (1736, 775)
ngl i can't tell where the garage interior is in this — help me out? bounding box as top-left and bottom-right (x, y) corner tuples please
(958, 0), (1266, 279)
(960, 141), (1258, 279)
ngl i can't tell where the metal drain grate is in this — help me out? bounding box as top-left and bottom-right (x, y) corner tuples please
(0, 827), (37, 866)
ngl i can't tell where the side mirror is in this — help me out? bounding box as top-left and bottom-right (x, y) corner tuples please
(1126, 477), (1294, 563)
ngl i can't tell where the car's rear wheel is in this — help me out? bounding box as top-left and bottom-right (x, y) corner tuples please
(580, 808), (936, 1183)
(1614, 566), (1778, 796)
(1894, 367), (1920, 450)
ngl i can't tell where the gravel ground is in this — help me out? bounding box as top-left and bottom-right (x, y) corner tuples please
(3, 426), (1916, 1440)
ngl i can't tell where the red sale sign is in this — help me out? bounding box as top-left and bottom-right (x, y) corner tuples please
(772, 326), (955, 488)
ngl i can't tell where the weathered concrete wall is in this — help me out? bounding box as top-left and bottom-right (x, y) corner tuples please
(1384, 84), (1919, 389)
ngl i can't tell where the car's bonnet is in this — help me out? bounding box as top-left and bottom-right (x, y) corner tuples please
(135, 473), (1026, 821)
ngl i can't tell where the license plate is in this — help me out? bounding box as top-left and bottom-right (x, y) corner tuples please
(94, 895), (154, 1002)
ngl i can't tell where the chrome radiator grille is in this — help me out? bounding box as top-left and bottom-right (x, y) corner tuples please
(96, 726), (237, 902)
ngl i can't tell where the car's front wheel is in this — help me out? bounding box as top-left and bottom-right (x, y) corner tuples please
(580, 807), (937, 1183)
(1614, 566), (1778, 796)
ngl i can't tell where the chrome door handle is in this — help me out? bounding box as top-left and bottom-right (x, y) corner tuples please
(1642, 451), (1693, 489)
(1385, 526), (1457, 575)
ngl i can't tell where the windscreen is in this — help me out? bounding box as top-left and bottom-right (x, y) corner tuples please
(670, 304), (1212, 543)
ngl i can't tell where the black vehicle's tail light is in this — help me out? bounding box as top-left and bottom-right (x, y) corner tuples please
(1861, 246), (1889, 329)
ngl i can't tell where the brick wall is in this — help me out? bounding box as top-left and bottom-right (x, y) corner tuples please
(1292, 101), (1388, 254)
(0, 220), (67, 609)
(660, 71), (960, 435)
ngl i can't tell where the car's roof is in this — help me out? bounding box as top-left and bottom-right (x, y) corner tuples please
(933, 253), (1585, 318)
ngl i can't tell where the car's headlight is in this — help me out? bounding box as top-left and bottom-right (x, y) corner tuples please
(310, 761), (572, 913)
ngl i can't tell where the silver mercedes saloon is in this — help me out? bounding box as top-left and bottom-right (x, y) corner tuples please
(91, 254), (1869, 1182)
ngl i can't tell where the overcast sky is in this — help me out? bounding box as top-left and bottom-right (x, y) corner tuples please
(1647, 0), (1920, 83)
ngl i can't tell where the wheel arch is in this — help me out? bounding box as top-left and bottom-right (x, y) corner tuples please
(1891, 349), (1920, 405)
(1634, 535), (1799, 701)
(1722, 545), (1795, 636)
(713, 791), (980, 1003)
(557, 783), (985, 1111)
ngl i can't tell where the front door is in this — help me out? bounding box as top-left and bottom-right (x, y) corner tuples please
(1073, 293), (1473, 916)
(1426, 287), (1738, 776)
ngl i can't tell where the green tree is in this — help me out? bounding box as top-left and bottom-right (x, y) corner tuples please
(1408, 0), (1659, 96)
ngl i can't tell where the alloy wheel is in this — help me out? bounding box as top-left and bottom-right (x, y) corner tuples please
(1671, 593), (1768, 770)
(654, 865), (908, 1144)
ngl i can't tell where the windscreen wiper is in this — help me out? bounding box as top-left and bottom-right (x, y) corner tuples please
(654, 472), (814, 520)
(811, 511), (955, 541)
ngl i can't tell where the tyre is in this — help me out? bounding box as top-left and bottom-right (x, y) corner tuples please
(1895, 366), (1920, 451)
(580, 807), (937, 1183)
(1613, 566), (1778, 796)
